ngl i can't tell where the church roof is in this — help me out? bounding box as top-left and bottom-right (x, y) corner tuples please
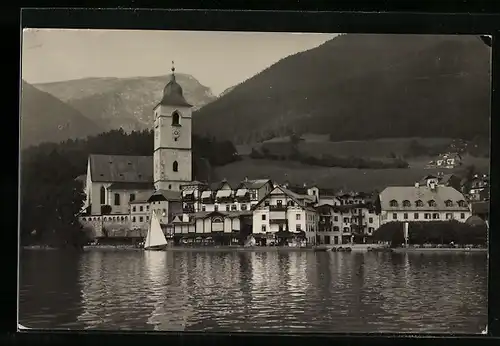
(158, 66), (192, 108)
(89, 154), (153, 183)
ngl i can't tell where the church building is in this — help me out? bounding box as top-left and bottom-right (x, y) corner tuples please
(79, 63), (193, 239)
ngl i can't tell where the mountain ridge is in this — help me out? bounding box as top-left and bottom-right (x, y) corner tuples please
(34, 73), (217, 133)
(20, 80), (104, 148)
(192, 34), (491, 144)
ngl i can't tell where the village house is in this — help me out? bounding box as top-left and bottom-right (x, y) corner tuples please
(468, 174), (489, 201)
(378, 178), (471, 225)
(315, 191), (380, 245)
(251, 184), (317, 246)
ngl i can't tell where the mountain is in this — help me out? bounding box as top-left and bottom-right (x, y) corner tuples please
(193, 34), (491, 144)
(20, 81), (103, 148)
(35, 74), (216, 132)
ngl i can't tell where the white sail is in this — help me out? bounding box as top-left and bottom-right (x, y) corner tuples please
(145, 212), (168, 249)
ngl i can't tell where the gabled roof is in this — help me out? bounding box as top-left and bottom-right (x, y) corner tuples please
(238, 179), (272, 190)
(130, 191), (155, 204)
(89, 154), (153, 183)
(251, 185), (315, 211)
(147, 189), (182, 202)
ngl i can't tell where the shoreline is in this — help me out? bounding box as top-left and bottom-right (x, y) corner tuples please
(23, 245), (487, 253)
(391, 247), (487, 253)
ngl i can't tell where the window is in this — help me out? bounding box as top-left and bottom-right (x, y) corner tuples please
(424, 213), (431, 219)
(241, 204), (247, 211)
(201, 205), (206, 211)
(172, 111), (180, 126)
(214, 205), (218, 211)
(264, 201), (270, 207)
(296, 214), (301, 220)
(121, 216), (125, 221)
(334, 216), (339, 222)
(458, 200), (466, 208)
(140, 206), (143, 212)
(139, 216), (144, 222)
(173, 161), (178, 172)
(343, 227), (349, 232)
(130, 193), (136, 202)
(414, 213), (419, 219)
(460, 213), (465, 219)
(231, 205), (237, 211)
(392, 213), (397, 220)
(428, 200), (436, 207)
(432, 213), (440, 219)
(389, 200), (398, 207)
(333, 226), (339, 232)
(132, 217), (136, 222)
(446, 213), (453, 220)
(404, 213), (408, 220)
(168, 184), (172, 190)
(103, 217), (107, 221)
(174, 138), (178, 142)
(343, 217), (349, 223)
(146, 205), (149, 211)
(114, 193), (120, 206)
(287, 201), (294, 206)
(226, 205), (230, 211)
(262, 215), (266, 220)
(369, 217), (373, 223)
(402, 200), (411, 207)
(132, 206), (136, 212)
(100, 186), (106, 204)
(277, 200), (283, 206)
(163, 208), (166, 214)
(368, 227), (374, 233)
(146, 216), (149, 221)
(296, 224), (301, 232)
(445, 200), (453, 207)
(262, 225), (266, 233)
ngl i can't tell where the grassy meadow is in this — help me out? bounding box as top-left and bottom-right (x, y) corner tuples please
(225, 136), (489, 192)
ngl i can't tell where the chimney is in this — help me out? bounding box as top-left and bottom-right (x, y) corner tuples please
(244, 177), (248, 182)
(430, 182), (436, 190)
(303, 182), (307, 187)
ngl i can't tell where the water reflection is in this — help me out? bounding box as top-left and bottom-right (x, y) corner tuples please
(19, 250), (487, 333)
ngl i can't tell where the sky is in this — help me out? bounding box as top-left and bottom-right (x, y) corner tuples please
(22, 29), (337, 95)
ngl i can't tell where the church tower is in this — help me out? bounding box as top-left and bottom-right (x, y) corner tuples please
(153, 62), (193, 191)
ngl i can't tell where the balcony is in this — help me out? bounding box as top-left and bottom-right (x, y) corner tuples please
(182, 193), (195, 202)
(216, 197), (234, 203)
(269, 205), (287, 212)
(235, 195), (251, 203)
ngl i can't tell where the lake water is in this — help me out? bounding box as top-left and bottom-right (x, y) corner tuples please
(18, 249), (487, 333)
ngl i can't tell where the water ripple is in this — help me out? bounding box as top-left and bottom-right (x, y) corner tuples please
(18, 250), (487, 333)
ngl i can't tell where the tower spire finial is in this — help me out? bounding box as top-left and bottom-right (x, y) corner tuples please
(171, 60), (176, 81)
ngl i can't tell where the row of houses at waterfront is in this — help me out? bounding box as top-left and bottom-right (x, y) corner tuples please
(78, 158), (477, 246)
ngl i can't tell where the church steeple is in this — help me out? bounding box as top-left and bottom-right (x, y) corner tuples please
(159, 60), (192, 107)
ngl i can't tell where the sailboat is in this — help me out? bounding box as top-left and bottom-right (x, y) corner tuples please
(144, 212), (168, 251)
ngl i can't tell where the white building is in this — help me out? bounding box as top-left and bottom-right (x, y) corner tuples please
(379, 180), (471, 225)
(251, 185), (317, 245)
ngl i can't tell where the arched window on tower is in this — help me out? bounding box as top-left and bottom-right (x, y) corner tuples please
(100, 186), (106, 204)
(173, 161), (178, 172)
(172, 111), (180, 126)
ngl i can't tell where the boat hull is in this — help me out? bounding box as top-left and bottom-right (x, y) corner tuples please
(144, 245), (168, 251)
